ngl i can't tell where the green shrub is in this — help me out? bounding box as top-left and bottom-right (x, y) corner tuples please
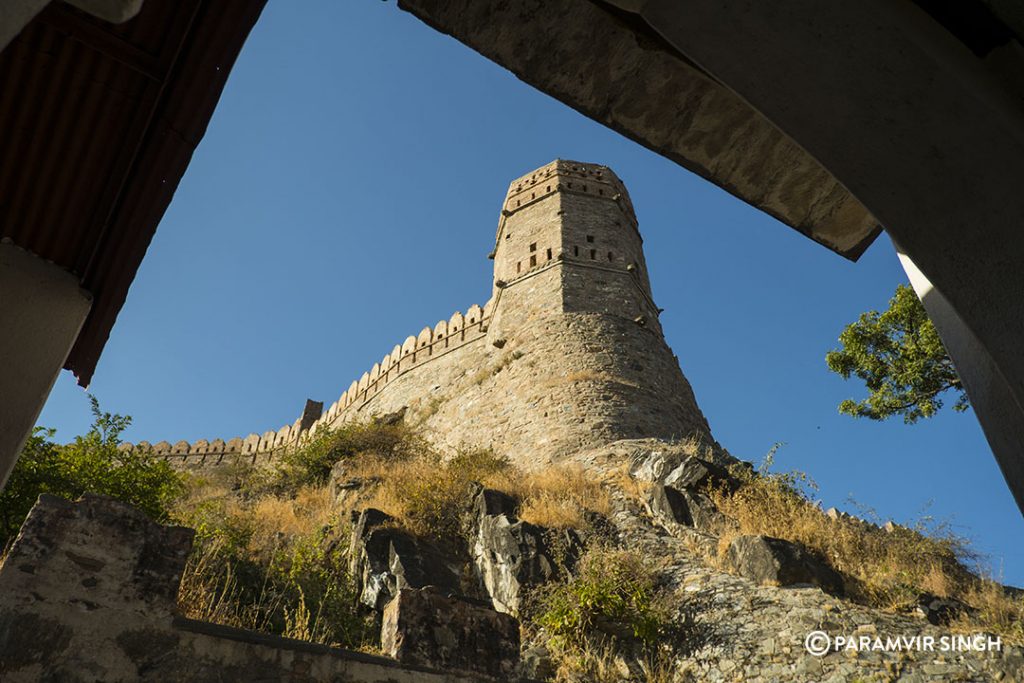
(0, 396), (183, 545)
(272, 421), (427, 492)
(535, 547), (682, 653)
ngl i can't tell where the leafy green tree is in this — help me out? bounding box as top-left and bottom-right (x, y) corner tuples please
(0, 396), (184, 544)
(826, 284), (968, 424)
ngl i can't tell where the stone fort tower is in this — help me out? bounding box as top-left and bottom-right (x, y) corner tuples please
(132, 161), (712, 470)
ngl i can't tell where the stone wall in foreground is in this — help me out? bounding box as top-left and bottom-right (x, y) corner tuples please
(0, 494), (506, 682)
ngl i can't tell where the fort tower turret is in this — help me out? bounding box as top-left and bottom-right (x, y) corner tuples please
(491, 160), (659, 332)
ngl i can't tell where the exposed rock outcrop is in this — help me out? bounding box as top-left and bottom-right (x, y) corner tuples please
(381, 586), (520, 678)
(467, 487), (580, 616)
(647, 482), (725, 532)
(726, 534), (844, 594)
(0, 495), (488, 683)
(348, 508), (461, 610)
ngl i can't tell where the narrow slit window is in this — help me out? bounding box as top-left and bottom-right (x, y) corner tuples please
(517, 262), (521, 273)
(546, 248), (552, 260)
(608, 251), (614, 261)
(574, 246), (579, 257)
(590, 249), (596, 260)
(530, 255), (537, 267)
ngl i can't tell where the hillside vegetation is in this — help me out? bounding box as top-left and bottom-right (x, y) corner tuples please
(5, 409), (1022, 681)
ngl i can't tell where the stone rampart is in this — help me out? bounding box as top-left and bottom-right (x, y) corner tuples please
(119, 300), (494, 468)
(121, 160), (715, 471)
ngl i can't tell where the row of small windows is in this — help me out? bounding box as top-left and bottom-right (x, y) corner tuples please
(571, 245), (614, 261)
(512, 182), (608, 207)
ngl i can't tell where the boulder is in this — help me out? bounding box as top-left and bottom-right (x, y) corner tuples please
(381, 586), (520, 679)
(662, 455), (735, 492)
(519, 644), (556, 680)
(629, 449), (680, 483)
(647, 483), (725, 532)
(349, 508), (461, 610)
(914, 592), (968, 625)
(726, 535), (843, 595)
(468, 487), (571, 615)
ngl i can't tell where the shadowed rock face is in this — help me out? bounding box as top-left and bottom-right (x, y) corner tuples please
(467, 487), (582, 616)
(348, 508), (462, 610)
(396, 0), (880, 259)
(726, 535), (843, 595)
(382, 586), (520, 679)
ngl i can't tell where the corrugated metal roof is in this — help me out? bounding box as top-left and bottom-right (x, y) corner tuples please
(0, 0), (266, 386)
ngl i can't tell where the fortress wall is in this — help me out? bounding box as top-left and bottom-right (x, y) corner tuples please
(414, 310), (710, 465)
(119, 160), (715, 472)
(118, 301), (494, 469)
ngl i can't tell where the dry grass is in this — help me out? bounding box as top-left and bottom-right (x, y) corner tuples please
(549, 642), (682, 683)
(248, 485), (334, 545)
(517, 464), (612, 529)
(177, 537), (277, 630)
(707, 464), (1023, 642)
(345, 448), (612, 539)
(172, 421), (620, 653)
(172, 472), (373, 649)
(951, 580), (1024, 642)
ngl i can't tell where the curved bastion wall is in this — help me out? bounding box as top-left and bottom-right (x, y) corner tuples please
(120, 160), (714, 471)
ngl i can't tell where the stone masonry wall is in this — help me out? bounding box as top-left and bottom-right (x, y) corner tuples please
(0, 494), (498, 682)
(121, 160), (713, 470)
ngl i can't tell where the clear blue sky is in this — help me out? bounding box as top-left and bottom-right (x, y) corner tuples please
(39, 0), (1023, 585)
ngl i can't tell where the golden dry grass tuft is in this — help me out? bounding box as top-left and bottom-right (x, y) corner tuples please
(707, 461), (1023, 642)
(346, 447), (612, 539)
(172, 473), (373, 649)
(517, 464), (612, 529)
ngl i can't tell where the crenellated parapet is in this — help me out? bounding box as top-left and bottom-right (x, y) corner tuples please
(497, 160), (638, 243)
(313, 299), (493, 431)
(119, 300), (494, 469)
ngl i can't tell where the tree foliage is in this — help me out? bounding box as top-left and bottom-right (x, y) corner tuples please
(0, 396), (184, 544)
(826, 284), (968, 424)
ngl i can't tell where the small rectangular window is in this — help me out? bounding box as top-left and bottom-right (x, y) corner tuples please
(586, 235), (594, 243)
(530, 243), (537, 252)
(590, 249), (596, 260)
(546, 248), (552, 260)
(530, 255), (537, 267)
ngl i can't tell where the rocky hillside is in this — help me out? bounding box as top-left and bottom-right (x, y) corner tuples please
(166, 418), (1022, 682)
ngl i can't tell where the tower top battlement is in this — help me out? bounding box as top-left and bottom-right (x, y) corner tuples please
(497, 159), (638, 245)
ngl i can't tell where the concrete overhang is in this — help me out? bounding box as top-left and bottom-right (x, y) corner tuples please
(397, 0), (883, 260)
